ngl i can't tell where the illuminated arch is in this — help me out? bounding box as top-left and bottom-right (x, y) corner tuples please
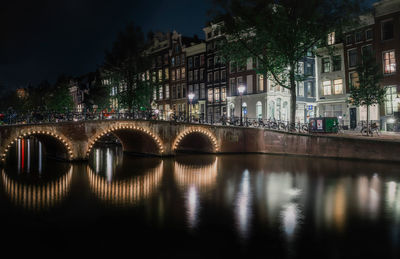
(86, 124), (164, 158)
(173, 127), (219, 153)
(87, 161), (163, 206)
(1, 130), (74, 162)
(1, 167), (73, 211)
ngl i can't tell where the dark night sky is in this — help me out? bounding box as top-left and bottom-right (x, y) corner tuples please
(0, 0), (214, 90)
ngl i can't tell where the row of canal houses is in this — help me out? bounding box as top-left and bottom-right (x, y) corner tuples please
(87, 0), (400, 131)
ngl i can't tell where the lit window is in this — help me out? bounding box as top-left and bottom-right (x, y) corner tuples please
(334, 79), (343, 94)
(385, 86), (398, 115)
(298, 82), (304, 96)
(323, 80), (331, 95)
(328, 32), (335, 45)
(181, 67), (186, 79)
(383, 50), (396, 74)
(214, 88), (220, 102)
(208, 89), (213, 102)
(165, 84), (170, 99)
(159, 86), (163, 100)
(350, 72), (359, 88)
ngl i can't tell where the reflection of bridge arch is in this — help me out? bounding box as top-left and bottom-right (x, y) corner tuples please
(87, 161), (163, 206)
(86, 124), (164, 158)
(173, 127), (219, 153)
(1, 130), (74, 162)
(1, 167), (73, 211)
(174, 157), (218, 191)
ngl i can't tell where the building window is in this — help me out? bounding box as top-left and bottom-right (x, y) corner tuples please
(200, 69), (204, 81)
(200, 83), (205, 99)
(346, 34), (354, 45)
(172, 70), (176, 81)
(176, 55), (181, 66)
(327, 32), (335, 45)
(200, 55), (205, 66)
(172, 86), (176, 99)
(256, 101), (262, 118)
(194, 70), (199, 81)
(334, 79), (343, 94)
(383, 50), (396, 74)
(348, 49), (358, 68)
(158, 69), (162, 82)
(298, 82), (304, 96)
(221, 70), (226, 81)
(355, 31), (363, 43)
(258, 75), (264, 92)
(214, 71), (219, 82)
(194, 84), (199, 99)
(208, 89), (213, 102)
(230, 78), (236, 96)
(323, 80), (331, 95)
(189, 71), (193, 82)
(307, 82), (314, 97)
(350, 72), (359, 88)
(159, 86), (163, 100)
(208, 72), (213, 83)
(382, 20), (394, 41)
(194, 56), (199, 67)
(366, 29), (373, 41)
(188, 57), (193, 69)
(362, 45), (373, 56)
(177, 84), (181, 99)
(385, 86), (398, 115)
(333, 55), (341, 71)
(171, 57), (175, 67)
(165, 84), (170, 99)
(181, 54), (185, 65)
(305, 63), (313, 75)
(221, 87), (226, 102)
(214, 88), (220, 102)
(322, 58), (330, 73)
(182, 84), (186, 98)
(181, 67), (186, 79)
(208, 57), (213, 68)
(176, 69), (181, 80)
(297, 62), (304, 75)
(164, 68), (169, 80)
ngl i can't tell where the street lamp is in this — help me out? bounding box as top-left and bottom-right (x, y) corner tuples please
(238, 84), (246, 126)
(188, 92), (195, 123)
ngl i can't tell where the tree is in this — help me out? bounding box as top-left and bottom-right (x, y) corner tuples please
(103, 23), (153, 112)
(349, 51), (384, 136)
(214, 0), (364, 129)
(46, 76), (74, 112)
(83, 71), (110, 111)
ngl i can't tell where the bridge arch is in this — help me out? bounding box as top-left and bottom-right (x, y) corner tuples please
(86, 124), (164, 158)
(173, 127), (219, 153)
(1, 130), (74, 162)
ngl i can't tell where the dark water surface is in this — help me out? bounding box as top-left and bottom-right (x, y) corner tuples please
(1, 141), (400, 258)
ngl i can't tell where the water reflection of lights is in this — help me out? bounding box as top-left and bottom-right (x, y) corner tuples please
(174, 157), (218, 229)
(91, 147), (123, 182)
(235, 170), (252, 239)
(386, 181), (400, 222)
(1, 167), (73, 211)
(174, 157), (218, 191)
(87, 161), (163, 206)
(281, 203), (299, 239)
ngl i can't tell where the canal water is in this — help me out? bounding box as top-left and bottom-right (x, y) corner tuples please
(1, 138), (400, 258)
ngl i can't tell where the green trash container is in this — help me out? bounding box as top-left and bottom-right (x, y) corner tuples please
(309, 117), (339, 133)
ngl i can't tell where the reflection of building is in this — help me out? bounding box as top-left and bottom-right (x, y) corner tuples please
(87, 161), (163, 206)
(1, 167), (73, 211)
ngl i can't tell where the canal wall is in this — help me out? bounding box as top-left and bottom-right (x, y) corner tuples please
(218, 127), (400, 162)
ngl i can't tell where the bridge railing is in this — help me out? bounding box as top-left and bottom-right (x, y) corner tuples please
(0, 110), (312, 134)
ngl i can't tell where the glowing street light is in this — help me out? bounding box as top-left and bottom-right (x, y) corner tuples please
(238, 85), (246, 126)
(188, 92), (195, 123)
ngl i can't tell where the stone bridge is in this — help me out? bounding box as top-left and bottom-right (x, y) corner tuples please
(1, 119), (400, 163)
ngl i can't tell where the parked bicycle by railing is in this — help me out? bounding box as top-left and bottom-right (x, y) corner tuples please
(360, 122), (380, 136)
